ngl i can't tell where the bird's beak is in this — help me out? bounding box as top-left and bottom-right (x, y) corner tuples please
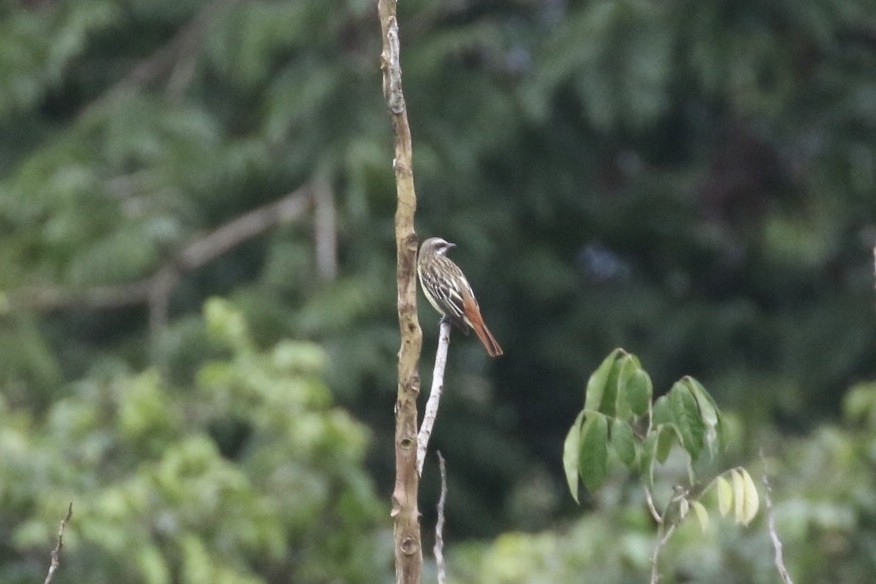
(446, 242), (456, 249)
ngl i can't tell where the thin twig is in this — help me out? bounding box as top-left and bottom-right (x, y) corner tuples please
(649, 523), (675, 584)
(650, 486), (689, 584)
(44, 503), (73, 584)
(644, 486), (662, 523)
(435, 452), (448, 584)
(417, 319), (451, 476)
(760, 450), (795, 584)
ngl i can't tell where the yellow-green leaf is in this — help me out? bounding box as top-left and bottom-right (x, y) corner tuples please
(692, 500), (709, 532)
(563, 411), (585, 503)
(716, 475), (732, 516)
(732, 469), (745, 523)
(740, 468), (760, 525)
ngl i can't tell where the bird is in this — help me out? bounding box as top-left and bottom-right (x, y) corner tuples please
(417, 237), (503, 357)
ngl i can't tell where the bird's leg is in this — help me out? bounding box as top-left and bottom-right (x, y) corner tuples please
(439, 315), (452, 327)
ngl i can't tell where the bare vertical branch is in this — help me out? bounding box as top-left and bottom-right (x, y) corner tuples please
(761, 450), (795, 584)
(435, 452), (448, 584)
(44, 503), (73, 584)
(378, 1), (423, 583)
(417, 319), (451, 475)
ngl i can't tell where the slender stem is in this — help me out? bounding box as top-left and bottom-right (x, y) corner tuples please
(43, 503), (73, 584)
(761, 450), (795, 584)
(649, 523), (675, 584)
(434, 452), (448, 584)
(644, 486), (662, 524)
(417, 319), (451, 475)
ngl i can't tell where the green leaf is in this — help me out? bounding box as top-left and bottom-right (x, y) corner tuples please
(669, 382), (706, 460)
(683, 377), (718, 425)
(655, 423), (678, 463)
(684, 376), (724, 455)
(563, 411), (585, 503)
(600, 356), (625, 418)
(652, 394), (672, 425)
(578, 413), (609, 492)
(625, 367), (653, 417)
(610, 419), (637, 467)
(614, 354), (638, 419)
(584, 348), (624, 414)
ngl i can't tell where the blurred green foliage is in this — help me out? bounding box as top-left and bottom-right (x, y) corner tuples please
(0, 0), (874, 580)
(0, 299), (389, 583)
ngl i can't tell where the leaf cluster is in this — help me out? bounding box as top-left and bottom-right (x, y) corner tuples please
(564, 349), (759, 535)
(457, 379), (876, 584)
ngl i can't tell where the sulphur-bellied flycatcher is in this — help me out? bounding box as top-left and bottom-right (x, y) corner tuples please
(417, 237), (503, 357)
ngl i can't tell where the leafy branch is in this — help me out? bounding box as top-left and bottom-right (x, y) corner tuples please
(564, 349), (761, 583)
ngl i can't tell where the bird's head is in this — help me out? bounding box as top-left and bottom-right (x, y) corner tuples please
(420, 237), (455, 257)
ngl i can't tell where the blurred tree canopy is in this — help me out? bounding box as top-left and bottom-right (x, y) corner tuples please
(0, 0), (875, 581)
(0, 299), (388, 583)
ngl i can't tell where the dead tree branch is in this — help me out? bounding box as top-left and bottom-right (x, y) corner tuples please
(378, 1), (424, 582)
(761, 450), (795, 584)
(417, 319), (451, 476)
(43, 503), (73, 584)
(9, 187), (312, 338)
(435, 452), (448, 584)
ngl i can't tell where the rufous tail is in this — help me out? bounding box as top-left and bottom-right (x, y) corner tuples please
(474, 321), (503, 357)
(463, 294), (503, 357)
